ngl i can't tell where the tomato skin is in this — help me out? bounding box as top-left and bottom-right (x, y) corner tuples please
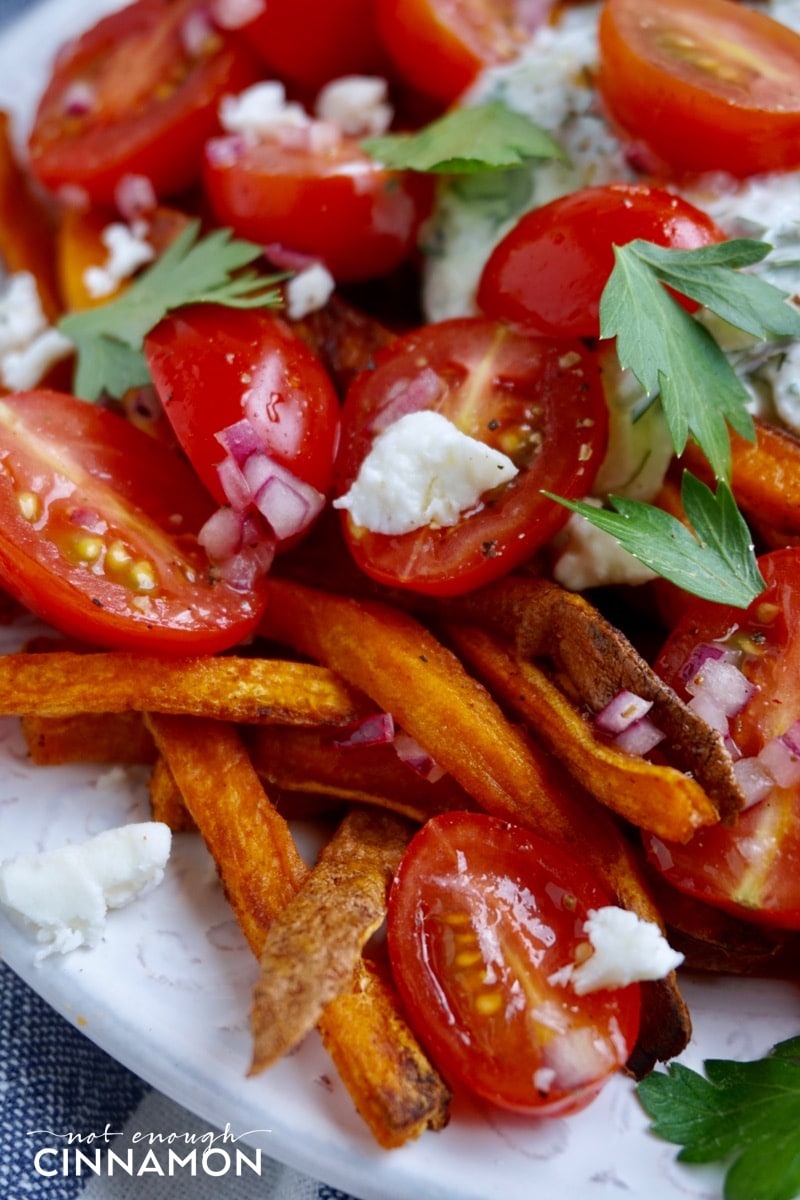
(597, 0), (800, 179)
(376, 0), (549, 108)
(28, 0), (261, 205)
(334, 317), (608, 596)
(239, 0), (389, 91)
(387, 811), (641, 1116)
(477, 185), (724, 340)
(0, 391), (268, 653)
(203, 135), (432, 284)
(144, 304), (340, 510)
(646, 549), (800, 928)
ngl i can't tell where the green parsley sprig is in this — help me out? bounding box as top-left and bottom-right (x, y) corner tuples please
(637, 1035), (800, 1200)
(59, 219), (286, 402)
(363, 100), (568, 174)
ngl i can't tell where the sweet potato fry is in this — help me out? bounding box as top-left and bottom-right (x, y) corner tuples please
(250, 805), (415, 1073)
(443, 575), (744, 823)
(259, 578), (692, 1072)
(144, 712), (309, 947)
(147, 753), (196, 833)
(22, 711), (155, 766)
(247, 725), (476, 822)
(319, 957), (451, 1149)
(445, 622), (718, 842)
(0, 651), (364, 725)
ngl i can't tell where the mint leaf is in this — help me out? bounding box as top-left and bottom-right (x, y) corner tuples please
(363, 101), (568, 173)
(600, 243), (759, 481)
(546, 473), (765, 608)
(59, 220), (286, 401)
(637, 1036), (800, 1200)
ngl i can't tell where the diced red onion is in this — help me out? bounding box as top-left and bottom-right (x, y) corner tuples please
(216, 540), (275, 589)
(216, 454), (252, 513)
(594, 689), (653, 735)
(613, 715), (666, 757)
(333, 713), (395, 749)
(687, 688), (731, 734)
(647, 836), (674, 872)
(181, 8), (215, 56)
(198, 506), (243, 561)
(733, 756), (774, 810)
(62, 79), (95, 116)
(371, 367), (446, 435)
(757, 720), (800, 789)
(679, 641), (739, 685)
(205, 135), (247, 168)
(685, 657), (757, 718)
(394, 732), (446, 782)
(211, 0), (265, 28)
(263, 243), (319, 272)
(114, 174), (157, 221)
(216, 417), (263, 466)
(243, 454), (325, 541)
(198, 506), (275, 589)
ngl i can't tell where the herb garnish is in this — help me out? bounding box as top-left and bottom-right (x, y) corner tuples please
(59, 219), (286, 402)
(363, 100), (568, 174)
(637, 1035), (800, 1200)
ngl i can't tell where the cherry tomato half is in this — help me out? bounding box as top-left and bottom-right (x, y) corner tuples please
(477, 184), (724, 339)
(646, 549), (800, 928)
(144, 303), (340, 510)
(203, 132), (431, 284)
(376, 0), (551, 108)
(597, 0), (800, 178)
(28, 0), (261, 205)
(334, 317), (608, 596)
(0, 391), (268, 653)
(238, 0), (388, 92)
(387, 811), (641, 1116)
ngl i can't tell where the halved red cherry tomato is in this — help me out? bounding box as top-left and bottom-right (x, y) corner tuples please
(387, 811), (642, 1116)
(0, 390), (268, 653)
(203, 132), (431, 283)
(646, 549), (800, 929)
(144, 304), (340, 509)
(477, 184), (724, 339)
(376, 0), (551, 108)
(334, 317), (608, 596)
(28, 0), (261, 205)
(238, 0), (388, 92)
(597, 0), (800, 178)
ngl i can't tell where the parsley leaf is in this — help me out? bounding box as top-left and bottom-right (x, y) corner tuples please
(637, 1036), (800, 1200)
(363, 100), (568, 174)
(599, 238), (800, 481)
(546, 472), (765, 608)
(59, 220), (286, 401)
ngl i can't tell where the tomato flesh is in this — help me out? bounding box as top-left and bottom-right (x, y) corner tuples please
(203, 134), (431, 284)
(647, 549), (800, 928)
(597, 0), (800, 178)
(477, 184), (724, 339)
(144, 304), (340, 510)
(0, 391), (268, 653)
(387, 812), (641, 1116)
(334, 317), (608, 596)
(28, 0), (261, 205)
(376, 0), (551, 107)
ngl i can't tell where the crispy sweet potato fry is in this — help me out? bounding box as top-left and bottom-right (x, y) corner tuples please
(144, 713), (309, 946)
(248, 725), (476, 822)
(445, 622), (718, 842)
(444, 575), (744, 823)
(259, 579), (692, 1072)
(289, 293), (396, 396)
(147, 753), (196, 832)
(22, 710), (155, 766)
(250, 805), (415, 1073)
(0, 651), (364, 725)
(319, 958), (451, 1149)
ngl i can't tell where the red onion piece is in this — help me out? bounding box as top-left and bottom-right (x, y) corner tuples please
(263, 244), (319, 272)
(333, 712), (395, 749)
(733, 756), (774, 810)
(211, 0), (265, 28)
(594, 689), (653, 735)
(371, 367), (446, 434)
(205, 135), (247, 168)
(243, 454), (325, 541)
(114, 174), (157, 221)
(216, 454), (252, 513)
(613, 716), (666, 757)
(757, 721), (800, 789)
(180, 8), (215, 56)
(679, 641), (738, 685)
(62, 79), (95, 116)
(216, 417), (263, 466)
(198, 506), (243, 561)
(685, 657), (757, 718)
(393, 732), (446, 782)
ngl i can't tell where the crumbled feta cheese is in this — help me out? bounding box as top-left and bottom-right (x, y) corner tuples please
(549, 906), (684, 995)
(554, 506), (658, 592)
(0, 271), (73, 390)
(315, 75), (393, 137)
(83, 220), (155, 299)
(285, 262), (336, 319)
(219, 81), (309, 137)
(0, 822), (172, 960)
(333, 409), (518, 534)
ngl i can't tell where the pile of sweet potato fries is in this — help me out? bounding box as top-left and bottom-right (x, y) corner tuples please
(2, 103), (800, 1151)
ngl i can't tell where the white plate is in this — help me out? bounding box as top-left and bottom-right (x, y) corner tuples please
(0, 5), (798, 1199)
